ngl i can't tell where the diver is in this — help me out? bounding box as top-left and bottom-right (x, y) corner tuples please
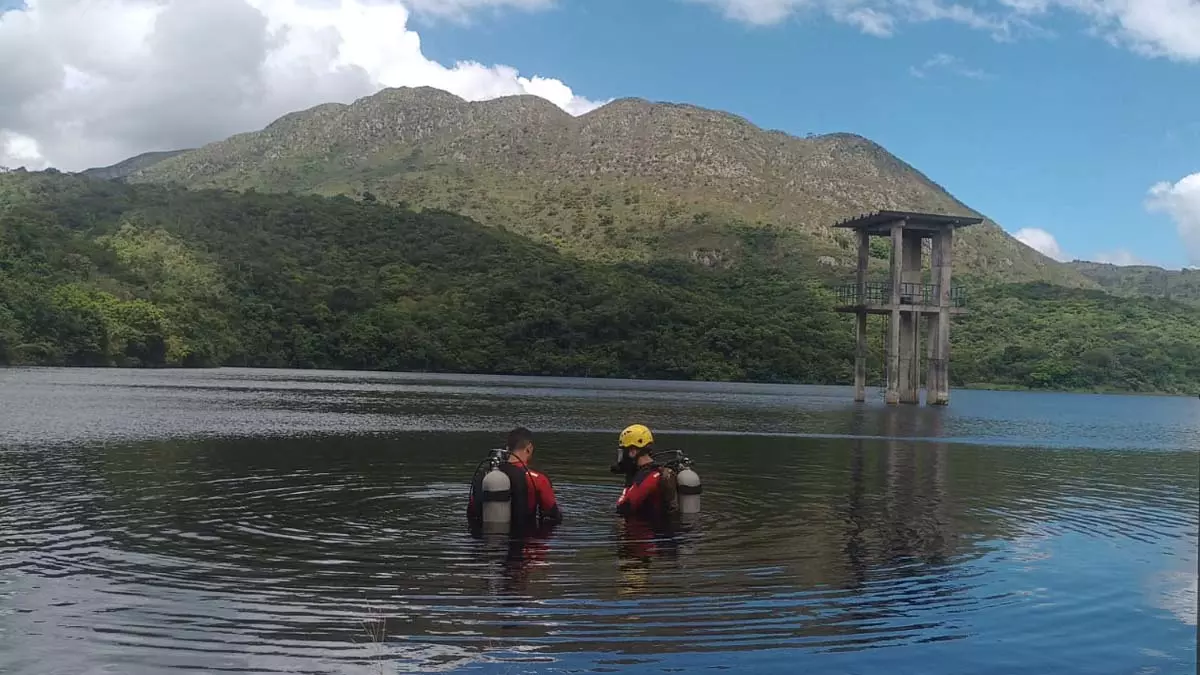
(467, 427), (563, 531)
(611, 424), (701, 520)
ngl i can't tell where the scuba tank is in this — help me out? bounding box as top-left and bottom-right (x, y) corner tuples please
(649, 449), (702, 515)
(675, 464), (702, 515)
(480, 448), (512, 531)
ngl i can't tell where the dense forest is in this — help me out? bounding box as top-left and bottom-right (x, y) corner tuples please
(2, 171), (1199, 394)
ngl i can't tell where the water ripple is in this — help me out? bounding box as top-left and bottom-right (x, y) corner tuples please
(1, 372), (1197, 674)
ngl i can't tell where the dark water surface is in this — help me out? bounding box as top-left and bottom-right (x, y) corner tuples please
(1, 368), (1197, 674)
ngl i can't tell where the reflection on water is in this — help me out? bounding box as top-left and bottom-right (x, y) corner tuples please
(2, 367), (1197, 451)
(0, 368), (1197, 674)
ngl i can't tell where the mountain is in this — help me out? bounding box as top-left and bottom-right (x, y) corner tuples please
(2, 171), (1198, 393)
(1068, 261), (1200, 306)
(116, 87), (1091, 288)
(81, 150), (193, 181)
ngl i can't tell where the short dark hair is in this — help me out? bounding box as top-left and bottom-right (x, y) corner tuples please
(506, 427), (534, 452)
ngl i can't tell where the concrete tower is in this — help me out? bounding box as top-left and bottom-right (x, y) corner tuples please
(833, 210), (982, 406)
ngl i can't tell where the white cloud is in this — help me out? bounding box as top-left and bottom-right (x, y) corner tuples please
(1147, 173), (1200, 268)
(1015, 227), (1067, 261)
(1012, 175), (1200, 270)
(687, 0), (813, 25)
(1008, 174), (1200, 270)
(1051, 0), (1200, 62)
(685, 0), (1023, 34)
(906, 0), (1027, 39)
(0, 0), (604, 171)
(402, 0), (555, 20)
(688, 0), (1200, 62)
(1093, 249), (1148, 266)
(909, 52), (991, 78)
(840, 7), (896, 36)
(683, 0), (1034, 41)
(0, 130), (46, 170)
(1014, 227), (1172, 268)
(998, 0), (1050, 12)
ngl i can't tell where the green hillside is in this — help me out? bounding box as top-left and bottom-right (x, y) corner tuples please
(952, 283), (1200, 393)
(3, 171), (1198, 394)
(1068, 261), (1200, 306)
(81, 149), (193, 182)
(0, 170), (850, 381)
(116, 87), (1090, 288)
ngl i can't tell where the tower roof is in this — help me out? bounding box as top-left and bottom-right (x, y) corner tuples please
(833, 210), (984, 234)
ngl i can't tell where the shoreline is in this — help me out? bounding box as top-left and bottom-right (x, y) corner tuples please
(3, 363), (1196, 399)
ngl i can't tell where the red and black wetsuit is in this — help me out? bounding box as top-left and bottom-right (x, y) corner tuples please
(467, 460), (562, 527)
(615, 465), (673, 520)
(618, 514), (686, 562)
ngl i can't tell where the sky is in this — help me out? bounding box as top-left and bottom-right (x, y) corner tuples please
(0, 0), (1197, 269)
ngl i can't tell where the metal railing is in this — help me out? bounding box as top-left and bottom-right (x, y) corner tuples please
(834, 282), (966, 307)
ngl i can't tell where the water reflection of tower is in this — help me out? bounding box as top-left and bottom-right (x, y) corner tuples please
(882, 407), (952, 564)
(932, 409), (948, 559)
(845, 438), (869, 586)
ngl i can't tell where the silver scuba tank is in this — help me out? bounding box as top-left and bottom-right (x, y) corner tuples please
(675, 466), (702, 514)
(651, 449), (702, 516)
(481, 451), (512, 532)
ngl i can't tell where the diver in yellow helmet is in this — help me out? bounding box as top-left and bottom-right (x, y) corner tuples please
(611, 424), (654, 479)
(612, 423), (679, 518)
(612, 424), (702, 519)
(619, 424), (654, 451)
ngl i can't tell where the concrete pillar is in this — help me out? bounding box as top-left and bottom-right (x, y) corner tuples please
(926, 231), (943, 405)
(930, 228), (954, 405)
(886, 221), (903, 405)
(898, 322), (916, 404)
(854, 312), (868, 402)
(856, 229), (870, 297)
(854, 229), (869, 402)
(898, 231), (923, 404)
(926, 312), (940, 404)
(905, 310), (921, 403)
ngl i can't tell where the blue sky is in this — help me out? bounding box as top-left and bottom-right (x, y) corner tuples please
(409, 0), (1199, 268)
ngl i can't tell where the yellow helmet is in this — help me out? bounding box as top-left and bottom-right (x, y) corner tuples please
(618, 424), (654, 450)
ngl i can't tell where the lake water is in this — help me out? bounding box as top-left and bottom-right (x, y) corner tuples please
(1, 367), (1197, 674)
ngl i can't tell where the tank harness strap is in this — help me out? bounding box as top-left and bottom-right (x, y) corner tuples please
(499, 462), (533, 521)
(483, 487), (511, 501)
(657, 466), (680, 513)
(656, 450), (702, 496)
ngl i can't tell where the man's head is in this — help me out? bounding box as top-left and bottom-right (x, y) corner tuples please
(506, 426), (535, 464)
(613, 424), (655, 475)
